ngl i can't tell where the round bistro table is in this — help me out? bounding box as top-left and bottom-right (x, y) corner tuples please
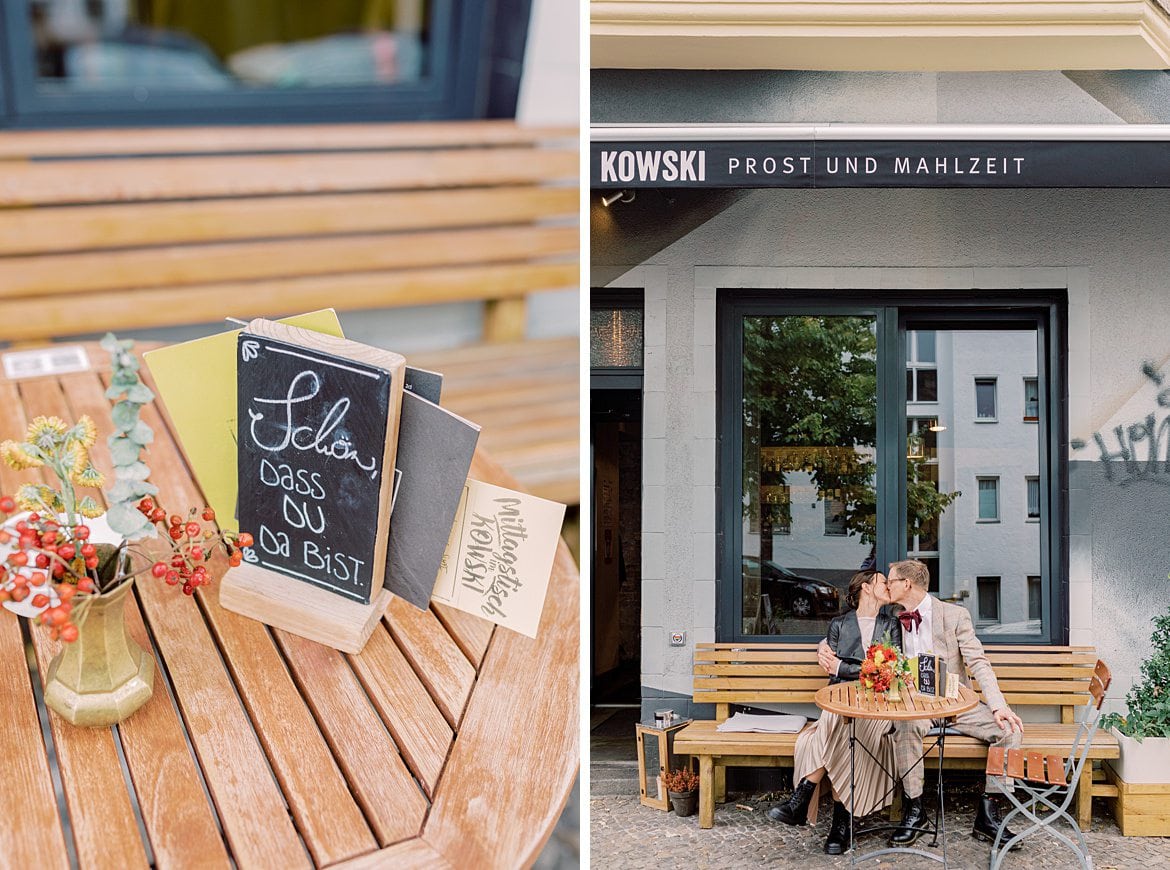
(814, 681), (979, 868)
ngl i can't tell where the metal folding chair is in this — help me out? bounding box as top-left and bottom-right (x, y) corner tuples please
(984, 659), (1112, 870)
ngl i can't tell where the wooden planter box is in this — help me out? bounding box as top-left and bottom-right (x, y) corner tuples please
(1104, 763), (1170, 836)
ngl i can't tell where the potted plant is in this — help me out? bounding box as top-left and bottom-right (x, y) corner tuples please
(0, 335), (252, 727)
(663, 766), (700, 817)
(1101, 608), (1170, 785)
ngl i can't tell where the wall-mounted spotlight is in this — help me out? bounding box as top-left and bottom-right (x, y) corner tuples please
(601, 190), (636, 207)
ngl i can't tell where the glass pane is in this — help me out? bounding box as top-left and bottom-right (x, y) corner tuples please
(29, 1), (428, 93)
(977, 478), (998, 519)
(1026, 477), (1040, 518)
(590, 308), (644, 369)
(976, 380), (997, 419)
(1027, 576), (1042, 621)
(916, 368), (938, 402)
(916, 330), (936, 363)
(909, 328), (1042, 637)
(641, 732), (663, 800)
(977, 577), (1000, 622)
(1024, 378), (1039, 419)
(741, 314), (875, 637)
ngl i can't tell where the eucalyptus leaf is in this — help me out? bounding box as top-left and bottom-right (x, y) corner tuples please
(109, 437), (141, 466)
(116, 461), (151, 481)
(105, 479), (158, 503)
(106, 502), (154, 539)
(126, 384), (155, 404)
(130, 420), (154, 445)
(111, 402), (139, 432)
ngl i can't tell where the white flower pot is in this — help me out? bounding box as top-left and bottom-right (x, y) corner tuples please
(1107, 728), (1170, 784)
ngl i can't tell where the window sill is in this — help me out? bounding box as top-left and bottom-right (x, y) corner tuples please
(1025, 517), (1040, 523)
(976, 518), (1001, 524)
(1023, 418), (1039, 423)
(974, 418), (999, 424)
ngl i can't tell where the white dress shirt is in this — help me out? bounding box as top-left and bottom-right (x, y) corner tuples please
(901, 592), (934, 658)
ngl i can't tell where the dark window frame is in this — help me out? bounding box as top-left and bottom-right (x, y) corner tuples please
(975, 377), (999, 421)
(0, 0), (501, 127)
(976, 575), (1002, 624)
(716, 289), (1068, 646)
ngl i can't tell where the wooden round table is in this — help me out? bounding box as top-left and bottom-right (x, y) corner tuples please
(814, 681), (979, 868)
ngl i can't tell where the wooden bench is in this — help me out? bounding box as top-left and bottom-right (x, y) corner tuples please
(674, 643), (1120, 831)
(0, 121), (578, 504)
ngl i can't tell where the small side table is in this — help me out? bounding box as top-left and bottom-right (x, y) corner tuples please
(636, 717), (694, 810)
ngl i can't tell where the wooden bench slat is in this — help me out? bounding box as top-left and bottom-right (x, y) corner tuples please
(1047, 754), (1068, 786)
(348, 625), (454, 798)
(0, 612), (71, 869)
(1007, 750), (1027, 779)
(986, 746), (1006, 777)
(0, 186), (577, 257)
(0, 121), (574, 159)
(1026, 751), (1046, 782)
(273, 630), (429, 848)
(0, 261), (578, 344)
(0, 148), (578, 207)
(385, 597), (477, 729)
(0, 225), (577, 298)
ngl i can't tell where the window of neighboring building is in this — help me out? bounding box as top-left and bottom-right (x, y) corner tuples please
(975, 377), (997, 421)
(1024, 377), (1039, 422)
(906, 330), (938, 402)
(1028, 575), (1042, 620)
(977, 477), (999, 521)
(0, 1), (505, 125)
(823, 496), (848, 536)
(1026, 476), (1040, 520)
(977, 576), (1001, 624)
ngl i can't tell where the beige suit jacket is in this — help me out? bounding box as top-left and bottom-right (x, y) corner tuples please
(913, 594), (1008, 712)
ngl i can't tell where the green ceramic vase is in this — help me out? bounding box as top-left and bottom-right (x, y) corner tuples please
(43, 577), (154, 727)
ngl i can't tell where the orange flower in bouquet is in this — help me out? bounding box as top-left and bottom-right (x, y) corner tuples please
(860, 631), (910, 695)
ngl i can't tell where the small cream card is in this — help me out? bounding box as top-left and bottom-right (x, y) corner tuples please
(432, 479), (565, 638)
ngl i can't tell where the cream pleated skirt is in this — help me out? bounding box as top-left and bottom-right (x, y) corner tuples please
(793, 710), (895, 817)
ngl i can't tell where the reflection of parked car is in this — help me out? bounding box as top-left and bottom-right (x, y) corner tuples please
(743, 557), (841, 618)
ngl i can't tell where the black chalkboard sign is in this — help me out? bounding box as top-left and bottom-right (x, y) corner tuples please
(918, 654), (947, 697)
(237, 330), (397, 604)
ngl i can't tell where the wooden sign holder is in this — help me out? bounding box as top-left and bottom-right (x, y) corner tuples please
(220, 318), (405, 654)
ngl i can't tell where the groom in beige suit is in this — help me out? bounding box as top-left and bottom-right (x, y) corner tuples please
(885, 559), (1024, 847)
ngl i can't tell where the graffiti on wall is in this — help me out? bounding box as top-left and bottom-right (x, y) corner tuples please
(1071, 361), (1170, 486)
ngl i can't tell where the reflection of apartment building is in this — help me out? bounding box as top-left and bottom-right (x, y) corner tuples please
(909, 331), (1041, 631)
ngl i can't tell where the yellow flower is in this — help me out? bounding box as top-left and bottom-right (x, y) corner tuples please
(73, 415), (98, 449)
(77, 496), (104, 519)
(873, 650), (885, 665)
(26, 416), (67, 448)
(66, 442), (89, 477)
(15, 483), (56, 513)
(73, 464), (105, 489)
(0, 440), (43, 471)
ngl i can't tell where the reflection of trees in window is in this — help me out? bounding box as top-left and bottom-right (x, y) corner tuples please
(742, 316), (959, 560)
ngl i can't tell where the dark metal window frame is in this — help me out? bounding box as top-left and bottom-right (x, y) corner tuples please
(716, 289), (1068, 646)
(0, 0), (495, 127)
(591, 288), (644, 390)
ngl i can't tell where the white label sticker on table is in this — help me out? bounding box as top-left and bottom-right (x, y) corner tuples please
(2, 346), (90, 380)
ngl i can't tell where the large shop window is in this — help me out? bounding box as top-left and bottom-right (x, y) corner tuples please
(0, 1), (493, 125)
(720, 293), (1065, 645)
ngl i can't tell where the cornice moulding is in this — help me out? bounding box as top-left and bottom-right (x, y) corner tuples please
(591, 1), (1170, 70)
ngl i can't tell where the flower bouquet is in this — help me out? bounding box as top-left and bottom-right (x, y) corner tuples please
(860, 630), (911, 701)
(0, 335), (252, 726)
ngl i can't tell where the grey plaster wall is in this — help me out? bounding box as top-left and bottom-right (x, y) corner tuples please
(596, 187), (1170, 713)
(592, 70), (1123, 125)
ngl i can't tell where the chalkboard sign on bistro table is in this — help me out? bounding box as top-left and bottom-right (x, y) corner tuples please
(220, 319), (406, 653)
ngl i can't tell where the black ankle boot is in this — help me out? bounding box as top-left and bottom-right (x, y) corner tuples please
(890, 795), (928, 845)
(824, 801), (852, 855)
(972, 793), (1020, 849)
(766, 777), (817, 825)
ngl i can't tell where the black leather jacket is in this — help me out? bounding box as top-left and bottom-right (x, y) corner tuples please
(826, 608), (903, 685)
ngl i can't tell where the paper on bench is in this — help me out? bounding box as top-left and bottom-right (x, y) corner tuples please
(716, 713), (807, 734)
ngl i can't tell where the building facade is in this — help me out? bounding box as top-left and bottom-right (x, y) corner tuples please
(590, 59), (1170, 726)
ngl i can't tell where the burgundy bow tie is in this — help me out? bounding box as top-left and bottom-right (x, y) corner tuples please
(899, 609), (922, 632)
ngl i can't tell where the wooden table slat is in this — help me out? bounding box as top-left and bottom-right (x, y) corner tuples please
(348, 624), (453, 797)
(431, 602), (494, 668)
(0, 616), (71, 869)
(385, 598), (477, 729)
(274, 630), (429, 848)
(326, 837), (452, 870)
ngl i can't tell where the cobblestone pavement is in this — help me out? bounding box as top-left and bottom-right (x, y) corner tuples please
(591, 772), (1170, 869)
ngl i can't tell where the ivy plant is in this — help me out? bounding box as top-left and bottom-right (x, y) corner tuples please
(1100, 609), (1170, 741)
(101, 333), (158, 541)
